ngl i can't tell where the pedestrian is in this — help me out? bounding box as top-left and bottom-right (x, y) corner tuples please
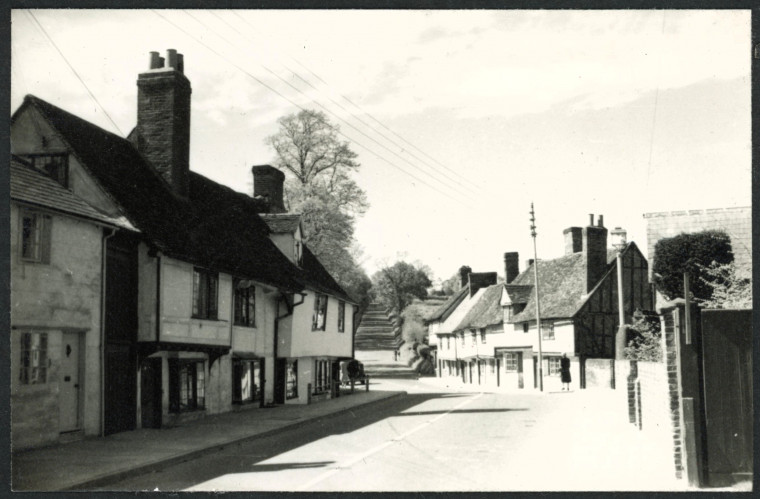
(560, 353), (571, 391)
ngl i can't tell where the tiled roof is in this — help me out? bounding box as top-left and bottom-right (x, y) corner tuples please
(260, 214), (302, 233)
(453, 283), (504, 331)
(509, 248), (619, 322)
(10, 157), (135, 230)
(503, 284), (533, 305)
(298, 245), (353, 303)
(425, 286), (468, 323)
(19, 95), (303, 292)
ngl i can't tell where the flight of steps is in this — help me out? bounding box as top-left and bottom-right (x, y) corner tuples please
(354, 302), (401, 351)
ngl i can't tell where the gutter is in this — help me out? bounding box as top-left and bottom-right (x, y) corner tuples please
(99, 228), (116, 436)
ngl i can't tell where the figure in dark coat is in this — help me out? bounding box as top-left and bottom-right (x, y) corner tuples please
(560, 353), (571, 391)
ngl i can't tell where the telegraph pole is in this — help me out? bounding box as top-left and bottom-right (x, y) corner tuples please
(530, 203), (544, 392)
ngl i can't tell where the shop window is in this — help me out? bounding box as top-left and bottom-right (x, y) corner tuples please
(193, 268), (218, 319)
(542, 321), (555, 340)
(234, 280), (256, 327)
(20, 209), (51, 263)
(313, 359), (331, 394)
(233, 359), (261, 404)
(169, 359), (206, 412)
(548, 356), (561, 376)
(312, 294), (327, 331)
(19, 331), (48, 385)
(286, 360), (298, 400)
(337, 301), (345, 332)
(26, 153), (69, 187)
(504, 352), (518, 373)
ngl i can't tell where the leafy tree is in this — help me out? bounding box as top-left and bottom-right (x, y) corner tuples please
(697, 261), (751, 309)
(266, 109), (370, 307)
(401, 304), (427, 344)
(372, 261), (432, 315)
(623, 310), (662, 362)
(652, 230), (733, 301)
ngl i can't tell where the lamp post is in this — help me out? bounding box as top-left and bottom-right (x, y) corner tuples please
(530, 203), (543, 392)
(611, 227), (627, 361)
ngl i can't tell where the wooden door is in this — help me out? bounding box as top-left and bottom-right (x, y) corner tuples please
(59, 332), (81, 432)
(140, 358), (162, 429)
(274, 358), (286, 404)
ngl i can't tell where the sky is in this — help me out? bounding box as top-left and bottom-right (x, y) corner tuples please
(10, 9), (751, 284)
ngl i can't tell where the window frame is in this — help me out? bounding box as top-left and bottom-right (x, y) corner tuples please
(523, 322), (529, 333)
(504, 352), (519, 373)
(20, 209), (51, 264)
(541, 321), (555, 340)
(480, 328), (487, 344)
(312, 294), (328, 331)
(547, 356), (562, 376)
(337, 301), (345, 333)
(192, 268), (219, 320)
(471, 330), (477, 346)
(25, 153), (69, 188)
(233, 279), (256, 328)
(19, 331), (48, 385)
(232, 358), (261, 404)
(169, 359), (206, 413)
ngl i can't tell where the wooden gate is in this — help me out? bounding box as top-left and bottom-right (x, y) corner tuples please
(700, 309), (752, 486)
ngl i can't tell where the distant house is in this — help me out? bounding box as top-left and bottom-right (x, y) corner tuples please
(434, 215), (652, 391)
(251, 165), (357, 405)
(10, 49), (354, 449)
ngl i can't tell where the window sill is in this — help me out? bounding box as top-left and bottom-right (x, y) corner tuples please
(233, 323), (257, 329)
(191, 316), (223, 322)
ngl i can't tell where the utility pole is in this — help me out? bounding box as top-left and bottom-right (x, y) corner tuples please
(530, 202), (544, 392)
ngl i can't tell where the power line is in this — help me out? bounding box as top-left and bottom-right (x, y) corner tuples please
(152, 10), (474, 208)
(181, 10), (472, 202)
(26, 10), (124, 136)
(226, 10), (485, 194)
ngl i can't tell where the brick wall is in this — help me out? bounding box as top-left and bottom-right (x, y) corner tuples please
(661, 307), (684, 479)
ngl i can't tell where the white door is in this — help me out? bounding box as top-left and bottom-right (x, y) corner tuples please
(59, 332), (81, 432)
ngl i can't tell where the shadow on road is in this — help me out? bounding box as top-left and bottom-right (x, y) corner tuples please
(394, 408), (528, 416)
(247, 461), (335, 472)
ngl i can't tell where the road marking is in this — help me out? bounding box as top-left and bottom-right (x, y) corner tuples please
(297, 392), (485, 491)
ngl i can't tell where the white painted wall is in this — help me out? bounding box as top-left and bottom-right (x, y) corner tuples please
(279, 291), (352, 359)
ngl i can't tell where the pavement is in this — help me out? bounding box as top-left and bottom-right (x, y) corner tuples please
(11, 387), (404, 491)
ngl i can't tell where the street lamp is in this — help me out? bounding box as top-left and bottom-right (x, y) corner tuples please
(610, 227), (627, 361)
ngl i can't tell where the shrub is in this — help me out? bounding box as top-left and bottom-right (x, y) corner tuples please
(623, 310), (662, 362)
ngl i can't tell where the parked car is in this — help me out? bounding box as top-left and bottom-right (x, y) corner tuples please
(341, 359), (366, 385)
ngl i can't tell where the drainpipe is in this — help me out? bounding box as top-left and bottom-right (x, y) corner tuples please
(100, 228), (116, 436)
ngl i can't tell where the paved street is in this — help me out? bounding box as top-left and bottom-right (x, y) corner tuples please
(96, 379), (684, 492)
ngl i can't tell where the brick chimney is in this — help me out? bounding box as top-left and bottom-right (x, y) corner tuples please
(563, 227), (583, 255)
(134, 49), (191, 197)
(504, 252), (519, 284)
(468, 272), (497, 297)
(251, 165), (286, 213)
(458, 265), (472, 290)
(583, 213), (608, 292)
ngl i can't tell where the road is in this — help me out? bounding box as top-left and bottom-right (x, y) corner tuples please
(97, 379), (682, 492)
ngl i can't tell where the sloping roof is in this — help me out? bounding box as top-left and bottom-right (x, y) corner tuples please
(509, 248), (619, 322)
(298, 245), (353, 303)
(453, 283), (504, 331)
(260, 214), (302, 233)
(10, 157), (135, 229)
(503, 284), (533, 305)
(19, 95), (302, 292)
(425, 286), (468, 324)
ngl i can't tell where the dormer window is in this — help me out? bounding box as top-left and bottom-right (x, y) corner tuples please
(25, 153), (69, 188)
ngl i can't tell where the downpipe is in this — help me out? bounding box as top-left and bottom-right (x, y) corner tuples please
(99, 228), (116, 436)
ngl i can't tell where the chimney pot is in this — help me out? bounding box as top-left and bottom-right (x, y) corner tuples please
(458, 266), (472, 290)
(149, 51), (161, 69)
(158, 56), (165, 67)
(504, 252), (520, 284)
(589, 213), (594, 226)
(166, 49), (178, 69)
(597, 214), (604, 227)
(252, 165), (286, 213)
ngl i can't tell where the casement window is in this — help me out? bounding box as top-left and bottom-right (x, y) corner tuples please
(286, 360), (298, 400)
(504, 352), (519, 373)
(313, 359), (331, 394)
(20, 209), (51, 263)
(26, 153), (69, 187)
(446, 337), (451, 350)
(192, 268), (218, 320)
(337, 301), (345, 332)
(19, 331), (48, 385)
(312, 294), (328, 331)
(547, 356), (561, 376)
(169, 359), (206, 412)
(233, 280), (256, 327)
(523, 322), (529, 333)
(471, 330), (477, 346)
(480, 328), (487, 344)
(541, 321), (555, 340)
(503, 306), (512, 323)
(232, 359), (261, 404)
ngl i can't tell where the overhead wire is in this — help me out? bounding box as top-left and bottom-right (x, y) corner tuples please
(152, 10), (474, 208)
(181, 9), (473, 203)
(210, 10), (482, 197)
(26, 10), (124, 136)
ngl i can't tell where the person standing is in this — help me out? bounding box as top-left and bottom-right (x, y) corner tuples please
(560, 353), (572, 391)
